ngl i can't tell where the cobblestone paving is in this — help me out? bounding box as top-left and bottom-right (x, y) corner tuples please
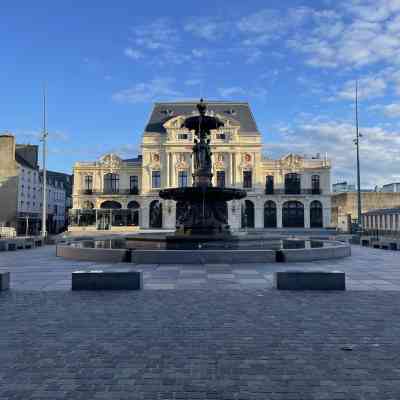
(1, 290), (400, 399)
(0, 245), (399, 290)
(1, 246), (400, 398)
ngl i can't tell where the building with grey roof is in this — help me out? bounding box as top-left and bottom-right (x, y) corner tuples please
(71, 100), (332, 232)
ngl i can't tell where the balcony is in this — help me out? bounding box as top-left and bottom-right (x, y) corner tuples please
(78, 189), (140, 196)
(264, 188), (322, 195)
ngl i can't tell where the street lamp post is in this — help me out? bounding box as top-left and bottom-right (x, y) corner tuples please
(354, 80), (363, 235)
(41, 86), (48, 239)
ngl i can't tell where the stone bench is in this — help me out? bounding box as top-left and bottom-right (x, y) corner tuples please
(72, 270), (142, 291)
(274, 271), (345, 291)
(0, 272), (10, 291)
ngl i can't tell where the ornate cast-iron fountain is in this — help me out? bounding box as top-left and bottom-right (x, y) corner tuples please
(159, 99), (246, 248)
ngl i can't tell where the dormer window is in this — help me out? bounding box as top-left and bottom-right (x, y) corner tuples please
(216, 133), (226, 140)
(177, 133), (188, 140)
(160, 109), (174, 116)
(225, 109), (236, 115)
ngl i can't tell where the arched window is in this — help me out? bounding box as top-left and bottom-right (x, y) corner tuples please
(264, 200), (277, 228)
(149, 200), (162, 228)
(100, 201), (122, 209)
(285, 173), (301, 194)
(127, 201), (140, 226)
(310, 200), (323, 228)
(311, 175), (320, 194)
(104, 173), (119, 194)
(283, 201), (304, 228)
(241, 200), (255, 228)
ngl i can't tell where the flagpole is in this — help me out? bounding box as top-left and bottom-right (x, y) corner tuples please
(41, 85), (48, 239)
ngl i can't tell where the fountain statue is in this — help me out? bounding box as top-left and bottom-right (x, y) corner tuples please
(159, 99), (246, 248)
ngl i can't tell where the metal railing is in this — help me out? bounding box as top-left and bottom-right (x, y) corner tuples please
(78, 189), (140, 195)
(264, 188), (322, 195)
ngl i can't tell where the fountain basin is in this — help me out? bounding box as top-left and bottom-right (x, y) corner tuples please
(56, 236), (351, 264)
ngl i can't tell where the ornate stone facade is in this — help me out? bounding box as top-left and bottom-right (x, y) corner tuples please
(70, 101), (332, 231)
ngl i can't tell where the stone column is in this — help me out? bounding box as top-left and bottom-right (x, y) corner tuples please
(232, 153), (236, 186)
(171, 154), (176, 187)
(304, 201), (310, 229)
(254, 198), (263, 229)
(323, 205), (331, 228)
(229, 153), (233, 186)
(277, 202), (283, 228)
(166, 152), (170, 187)
(228, 200), (240, 231)
(141, 205), (149, 229)
(163, 201), (176, 229)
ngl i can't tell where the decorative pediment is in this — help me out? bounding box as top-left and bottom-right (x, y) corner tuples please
(163, 115), (186, 130)
(281, 153), (304, 170)
(213, 113), (240, 129)
(100, 153), (122, 172)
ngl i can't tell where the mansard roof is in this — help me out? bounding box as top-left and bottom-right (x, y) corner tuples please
(145, 101), (259, 134)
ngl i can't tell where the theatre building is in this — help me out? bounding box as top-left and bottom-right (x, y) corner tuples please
(70, 101), (332, 231)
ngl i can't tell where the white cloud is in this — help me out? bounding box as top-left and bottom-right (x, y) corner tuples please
(15, 130), (69, 143)
(218, 86), (267, 99)
(218, 87), (248, 98)
(288, 1), (400, 68)
(131, 18), (178, 51)
(109, 144), (140, 159)
(237, 7), (315, 47)
(184, 18), (223, 41)
(265, 117), (400, 187)
(373, 103), (400, 117)
(336, 76), (387, 100)
(345, 0), (400, 22)
(124, 48), (144, 60)
(112, 78), (182, 104)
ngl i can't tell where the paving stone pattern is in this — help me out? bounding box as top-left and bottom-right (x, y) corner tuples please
(1, 246), (400, 399)
(0, 245), (400, 291)
(1, 290), (400, 399)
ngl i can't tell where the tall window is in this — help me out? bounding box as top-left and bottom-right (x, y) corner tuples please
(217, 171), (225, 188)
(84, 175), (92, 193)
(285, 173), (301, 194)
(152, 170), (161, 189)
(265, 175), (274, 194)
(311, 175), (320, 194)
(243, 171), (252, 189)
(178, 171), (188, 187)
(130, 176), (139, 194)
(104, 173), (119, 193)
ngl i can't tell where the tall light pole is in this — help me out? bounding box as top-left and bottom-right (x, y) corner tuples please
(354, 80), (363, 233)
(41, 86), (48, 238)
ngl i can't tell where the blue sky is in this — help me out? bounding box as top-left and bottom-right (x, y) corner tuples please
(1, 0), (400, 187)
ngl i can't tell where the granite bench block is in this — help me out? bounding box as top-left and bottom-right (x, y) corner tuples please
(0, 272), (10, 291)
(72, 270), (142, 290)
(274, 271), (345, 291)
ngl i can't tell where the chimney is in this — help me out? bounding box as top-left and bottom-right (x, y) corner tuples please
(0, 133), (16, 167)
